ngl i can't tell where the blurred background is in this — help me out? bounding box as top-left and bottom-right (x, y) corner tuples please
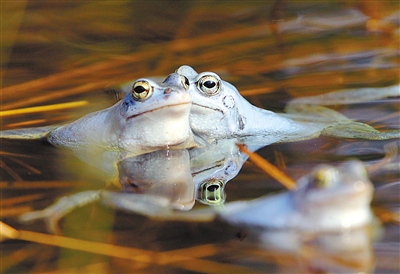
(1, 1), (399, 273)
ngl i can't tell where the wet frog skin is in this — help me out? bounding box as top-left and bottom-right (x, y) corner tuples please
(176, 65), (400, 144)
(220, 160), (374, 231)
(176, 65), (323, 143)
(1, 73), (195, 156)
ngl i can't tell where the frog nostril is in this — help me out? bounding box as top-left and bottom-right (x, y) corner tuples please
(164, 88), (172, 94)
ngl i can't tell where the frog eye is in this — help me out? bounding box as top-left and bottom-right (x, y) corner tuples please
(196, 75), (221, 96)
(198, 179), (226, 205)
(181, 76), (190, 90)
(312, 167), (337, 188)
(132, 80), (153, 100)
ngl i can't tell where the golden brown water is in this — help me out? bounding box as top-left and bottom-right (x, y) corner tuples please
(1, 1), (399, 273)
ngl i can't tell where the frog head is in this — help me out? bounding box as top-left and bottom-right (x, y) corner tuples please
(176, 65), (250, 142)
(293, 160), (374, 230)
(115, 73), (193, 151)
(176, 65), (310, 144)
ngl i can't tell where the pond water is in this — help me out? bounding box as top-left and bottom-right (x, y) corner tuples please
(1, 1), (399, 273)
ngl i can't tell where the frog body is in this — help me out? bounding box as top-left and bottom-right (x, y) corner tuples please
(176, 65), (400, 143)
(175, 65), (324, 143)
(1, 73), (195, 156)
(220, 160), (374, 231)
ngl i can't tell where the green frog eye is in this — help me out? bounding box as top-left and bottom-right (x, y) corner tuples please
(132, 80), (153, 100)
(199, 179), (226, 204)
(196, 75), (221, 96)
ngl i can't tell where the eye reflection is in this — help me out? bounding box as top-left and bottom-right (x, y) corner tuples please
(198, 179), (226, 205)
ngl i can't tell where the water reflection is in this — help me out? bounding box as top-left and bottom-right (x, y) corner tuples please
(2, 1), (400, 273)
(17, 136), (396, 273)
(118, 149), (194, 210)
(254, 226), (374, 273)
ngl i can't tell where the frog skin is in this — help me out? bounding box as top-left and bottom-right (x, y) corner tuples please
(255, 225), (373, 273)
(176, 65), (400, 143)
(1, 73), (195, 156)
(117, 149), (195, 211)
(219, 160), (374, 231)
(175, 65), (324, 143)
(190, 138), (266, 205)
(17, 138), (260, 231)
(19, 152), (373, 234)
(19, 149), (195, 232)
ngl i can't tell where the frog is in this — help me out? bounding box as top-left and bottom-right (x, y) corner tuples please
(219, 160), (374, 231)
(175, 65), (400, 144)
(17, 137), (264, 231)
(19, 156), (374, 233)
(0, 73), (196, 157)
(18, 148), (195, 232)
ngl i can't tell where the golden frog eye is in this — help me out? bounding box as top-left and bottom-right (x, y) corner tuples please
(196, 75), (221, 96)
(181, 75), (190, 90)
(132, 80), (153, 100)
(312, 167), (336, 188)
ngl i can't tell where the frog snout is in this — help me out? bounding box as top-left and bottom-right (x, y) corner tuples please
(163, 73), (190, 91)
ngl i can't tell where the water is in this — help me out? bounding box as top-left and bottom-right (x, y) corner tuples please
(1, 1), (399, 273)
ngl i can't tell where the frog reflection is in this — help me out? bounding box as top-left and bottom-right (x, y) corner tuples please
(190, 138), (266, 205)
(252, 226), (374, 273)
(117, 149), (194, 211)
(17, 155), (379, 273)
(19, 149), (195, 232)
(19, 142), (377, 236)
(18, 138), (261, 231)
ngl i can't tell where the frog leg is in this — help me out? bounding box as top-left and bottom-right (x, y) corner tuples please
(288, 84), (400, 106)
(322, 122), (400, 140)
(101, 192), (217, 222)
(100, 192), (174, 217)
(0, 125), (60, 140)
(19, 190), (216, 234)
(285, 104), (400, 140)
(19, 190), (103, 233)
(284, 104), (350, 124)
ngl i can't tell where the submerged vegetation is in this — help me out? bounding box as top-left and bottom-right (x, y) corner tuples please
(1, 1), (399, 273)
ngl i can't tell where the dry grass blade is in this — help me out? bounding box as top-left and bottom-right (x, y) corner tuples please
(0, 221), (259, 273)
(0, 101), (88, 117)
(0, 245), (39, 273)
(0, 181), (80, 189)
(5, 155), (41, 174)
(6, 119), (48, 128)
(237, 144), (297, 190)
(1, 206), (32, 218)
(0, 193), (45, 207)
(372, 207), (400, 224)
(0, 221), (156, 262)
(0, 159), (23, 181)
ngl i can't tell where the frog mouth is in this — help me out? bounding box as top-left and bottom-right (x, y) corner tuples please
(126, 102), (190, 121)
(192, 103), (224, 115)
